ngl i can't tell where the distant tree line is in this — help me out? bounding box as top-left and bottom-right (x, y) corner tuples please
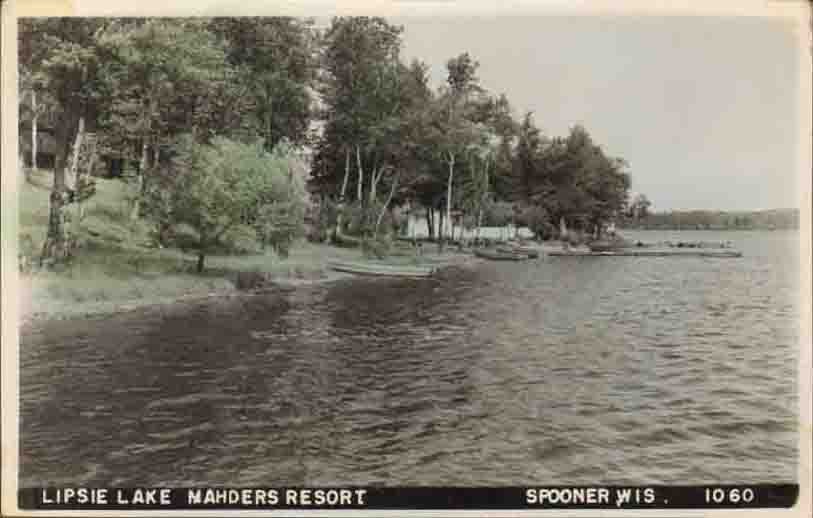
(620, 207), (800, 231)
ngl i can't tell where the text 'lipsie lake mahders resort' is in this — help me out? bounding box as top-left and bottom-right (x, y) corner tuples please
(19, 18), (798, 293)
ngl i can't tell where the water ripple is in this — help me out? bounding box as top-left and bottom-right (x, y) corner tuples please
(20, 231), (799, 486)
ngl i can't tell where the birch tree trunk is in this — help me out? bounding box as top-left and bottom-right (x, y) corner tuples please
(333, 149), (351, 242)
(341, 149), (351, 198)
(40, 123), (73, 265)
(560, 216), (569, 249)
(67, 116), (85, 191)
(476, 159), (489, 245)
(130, 139), (149, 221)
(476, 207), (483, 244)
(369, 167), (382, 206)
(131, 98), (156, 221)
(30, 89), (38, 180)
(444, 152), (455, 245)
(355, 144), (363, 204)
(374, 173), (398, 237)
(66, 114), (85, 247)
(77, 142), (96, 223)
(437, 206), (445, 252)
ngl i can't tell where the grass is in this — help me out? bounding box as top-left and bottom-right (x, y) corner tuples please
(19, 169), (462, 322)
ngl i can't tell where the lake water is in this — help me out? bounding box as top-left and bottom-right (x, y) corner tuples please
(19, 230), (800, 486)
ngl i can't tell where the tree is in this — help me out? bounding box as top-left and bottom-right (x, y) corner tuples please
(581, 154), (631, 237)
(628, 193), (652, 221)
(98, 19), (230, 220)
(483, 200), (514, 228)
(252, 149), (308, 256)
(517, 205), (554, 240)
(428, 52), (482, 248)
(312, 18), (433, 245)
(314, 17), (403, 205)
(536, 125), (630, 238)
(166, 136), (303, 272)
(511, 112), (544, 203)
(20, 18), (111, 265)
(209, 18), (316, 151)
(455, 93), (517, 242)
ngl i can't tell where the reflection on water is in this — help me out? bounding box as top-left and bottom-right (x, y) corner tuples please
(20, 231), (799, 486)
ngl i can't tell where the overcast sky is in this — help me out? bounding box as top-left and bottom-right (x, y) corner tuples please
(396, 15), (802, 212)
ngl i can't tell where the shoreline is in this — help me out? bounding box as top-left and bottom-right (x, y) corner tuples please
(19, 275), (355, 328)
(18, 247), (481, 327)
(22, 236), (730, 326)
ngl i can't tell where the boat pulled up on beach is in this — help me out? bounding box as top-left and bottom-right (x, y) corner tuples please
(474, 248), (530, 261)
(328, 261), (436, 278)
(497, 245), (540, 259)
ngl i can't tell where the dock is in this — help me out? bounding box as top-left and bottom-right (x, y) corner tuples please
(548, 249), (743, 258)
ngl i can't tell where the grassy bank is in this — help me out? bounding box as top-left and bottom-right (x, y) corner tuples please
(19, 170), (467, 322)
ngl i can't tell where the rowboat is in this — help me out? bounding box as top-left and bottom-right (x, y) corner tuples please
(497, 245), (540, 258)
(474, 248), (529, 261)
(327, 261), (436, 278)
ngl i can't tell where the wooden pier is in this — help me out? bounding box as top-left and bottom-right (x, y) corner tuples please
(548, 249), (743, 258)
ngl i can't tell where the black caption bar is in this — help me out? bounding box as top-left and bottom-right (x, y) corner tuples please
(20, 485), (799, 510)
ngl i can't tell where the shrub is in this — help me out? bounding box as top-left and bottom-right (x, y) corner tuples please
(308, 200), (337, 242)
(235, 270), (267, 291)
(222, 224), (262, 255)
(361, 235), (392, 259)
(160, 135), (306, 272)
(19, 233), (37, 273)
(483, 201), (514, 227)
(519, 205), (555, 240)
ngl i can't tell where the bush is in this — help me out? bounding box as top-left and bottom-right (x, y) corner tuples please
(222, 224), (262, 255)
(255, 199), (306, 253)
(308, 200), (338, 242)
(235, 270), (268, 291)
(341, 201), (396, 238)
(483, 201), (514, 227)
(519, 205), (555, 240)
(165, 223), (199, 253)
(342, 202), (367, 236)
(361, 235), (392, 259)
(161, 135), (307, 272)
(567, 230), (585, 246)
(19, 233), (37, 273)
(391, 208), (408, 236)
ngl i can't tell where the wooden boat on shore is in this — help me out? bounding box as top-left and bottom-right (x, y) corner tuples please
(497, 245), (540, 258)
(327, 261), (436, 278)
(474, 248), (529, 261)
(549, 248), (742, 258)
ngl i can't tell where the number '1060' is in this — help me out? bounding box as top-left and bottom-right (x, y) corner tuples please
(705, 488), (755, 504)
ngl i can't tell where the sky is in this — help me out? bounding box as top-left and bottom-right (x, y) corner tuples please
(395, 15), (803, 212)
